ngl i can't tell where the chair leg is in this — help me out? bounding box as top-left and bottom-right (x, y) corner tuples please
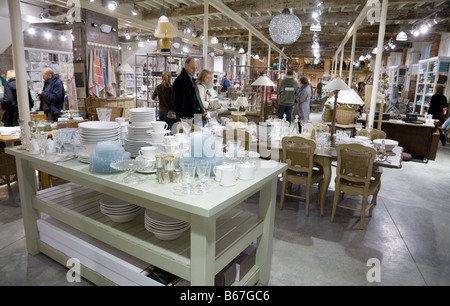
(330, 187), (340, 223)
(318, 181), (324, 217)
(305, 184), (310, 216)
(360, 194), (368, 230)
(280, 175), (287, 210)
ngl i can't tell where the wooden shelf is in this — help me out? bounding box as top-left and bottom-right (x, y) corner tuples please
(34, 183), (263, 283)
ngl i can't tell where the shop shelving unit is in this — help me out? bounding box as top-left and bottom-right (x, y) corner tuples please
(25, 48), (74, 108)
(387, 65), (407, 103)
(414, 56), (450, 115)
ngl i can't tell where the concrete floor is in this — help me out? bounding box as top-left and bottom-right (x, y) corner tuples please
(1, 113), (449, 286)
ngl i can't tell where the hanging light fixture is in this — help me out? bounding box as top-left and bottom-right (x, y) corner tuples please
(131, 3), (139, 16)
(269, 8), (302, 45)
(210, 32), (219, 44)
(107, 0), (118, 11)
(239, 46), (245, 54)
(310, 21), (322, 32)
(396, 31), (407, 41)
(359, 54), (365, 61)
(154, 9), (176, 52)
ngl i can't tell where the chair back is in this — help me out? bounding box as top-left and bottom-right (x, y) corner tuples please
(223, 129), (251, 152)
(336, 143), (376, 187)
(86, 96), (99, 121)
(369, 129), (386, 141)
(355, 129), (370, 137)
(282, 136), (316, 175)
(228, 115), (248, 123)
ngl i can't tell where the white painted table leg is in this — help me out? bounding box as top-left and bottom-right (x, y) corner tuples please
(256, 177), (277, 284)
(15, 157), (40, 255)
(190, 214), (216, 285)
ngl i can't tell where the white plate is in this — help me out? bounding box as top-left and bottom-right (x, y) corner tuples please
(78, 121), (120, 130)
(136, 168), (157, 174)
(145, 209), (183, 224)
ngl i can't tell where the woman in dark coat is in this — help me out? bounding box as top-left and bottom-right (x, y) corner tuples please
(428, 85), (448, 145)
(1, 70), (34, 126)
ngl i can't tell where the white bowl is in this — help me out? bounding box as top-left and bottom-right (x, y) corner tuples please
(373, 139), (398, 152)
(355, 136), (371, 142)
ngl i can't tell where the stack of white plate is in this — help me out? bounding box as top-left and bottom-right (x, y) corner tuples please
(124, 139), (149, 158)
(144, 209), (190, 241)
(129, 108), (156, 125)
(78, 121), (121, 155)
(99, 195), (143, 223)
(127, 125), (153, 142)
(77, 150), (90, 163)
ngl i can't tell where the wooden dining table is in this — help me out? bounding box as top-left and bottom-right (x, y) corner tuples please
(0, 129), (58, 189)
(252, 139), (403, 216)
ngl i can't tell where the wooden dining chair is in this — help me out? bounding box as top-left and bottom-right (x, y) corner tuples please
(85, 96), (99, 121)
(330, 143), (381, 229)
(279, 136), (324, 216)
(222, 129), (251, 152)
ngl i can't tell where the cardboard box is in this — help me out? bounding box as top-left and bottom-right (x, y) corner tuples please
(235, 243), (257, 281)
(215, 261), (236, 286)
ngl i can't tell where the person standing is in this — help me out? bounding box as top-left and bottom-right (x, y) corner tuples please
(428, 85), (448, 145)
(221, 74), (230, 96)
(152, 71), (177, 129)
(316, 79), (323, 100)
(173, 57), (205, 124)
(0, 72), (6, 87)
(293, 76), (311, 124)
(277, 69), (298, 122)
(1, 70), (34, 127)
(309, 80), (314, 106)
(196, 69), (213, 111)
(38, 67), (65, 121)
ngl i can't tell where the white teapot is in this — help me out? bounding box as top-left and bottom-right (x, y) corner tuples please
(238, 162), (256, 180)
(213, 164), (234, 182)
(218, 166), (239, 187)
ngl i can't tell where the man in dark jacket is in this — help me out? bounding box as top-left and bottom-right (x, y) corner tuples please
(38, 67), (65, 121)
(172, 57), (205, 124)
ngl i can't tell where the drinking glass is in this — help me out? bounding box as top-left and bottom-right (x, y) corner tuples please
(52, 132), (64, 154)
(180, 160), (196, 194)
(181, 117), (193, 136)
(196, 161), (211, 193)
(366, 124), (373, 133)
(36, 132), (48, 158)
(355, 122), (363, 132)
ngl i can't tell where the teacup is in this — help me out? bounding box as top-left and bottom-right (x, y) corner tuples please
(219, 167), (238, 186)
(138, 146), (158, 160)
(135, 156), (156, 170)
(238, 162), (256, 180)
(151, 121), (168, 132)
(115, 117), (126, 124)
(164, 135), (177, 145)
(213, 164), (235, 182)
(164, 142), (180, 154)
(150, 131), (169, 143)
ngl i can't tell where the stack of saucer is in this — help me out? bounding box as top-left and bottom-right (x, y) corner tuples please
(129, 108), (156, 126)
(99, 195), (143, 223)
(144, 209), (190, 241)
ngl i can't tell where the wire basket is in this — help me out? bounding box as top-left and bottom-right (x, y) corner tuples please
(336, 105), (355, 125)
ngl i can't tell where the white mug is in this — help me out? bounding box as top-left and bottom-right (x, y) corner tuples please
(238, 162), (256, 180)
(151, 121), (168, 132)
(219, 167), (238, 187)
(213, 164), (234, 182)
(138, 146), (158, 160)
(150, 131), (169, 143)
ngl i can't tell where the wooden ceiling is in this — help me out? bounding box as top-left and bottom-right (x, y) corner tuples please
(45, 0), (450, 60)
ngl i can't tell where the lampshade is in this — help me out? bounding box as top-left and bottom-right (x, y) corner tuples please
(335, 89), (364, 105)
(251, 76), (276, 87)
(236, 96), (249, 107)
(117, 63), (133, 73)
(323, 77), (351, 91)
(154, 15), (176, 38)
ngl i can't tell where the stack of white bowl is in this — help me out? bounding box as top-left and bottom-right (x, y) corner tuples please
(144, 209), (190, 241)
(115, 117), (129, 144)
(78, 121), (121, 160)
(99, 194), (143, 223)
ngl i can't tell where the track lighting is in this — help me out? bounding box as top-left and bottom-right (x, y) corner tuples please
(107, 1), (118, 11)
(131, 3), (139, 16)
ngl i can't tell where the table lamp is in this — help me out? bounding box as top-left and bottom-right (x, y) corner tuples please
(251, 76), (276, 121)
(323, 78), (351, 144)
(154, 10), (176, 52)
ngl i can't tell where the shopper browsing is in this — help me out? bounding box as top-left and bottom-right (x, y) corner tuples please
(277, 69), (298, 122)
(196, 69), (213, 111)
(293, 76), (312, 124)
(38, 67), (65, 121)
(1, 70), (34, 127)
(428, 85), (448, 145)
(152, 71), (177, 129)
(173, 57), (205, 124)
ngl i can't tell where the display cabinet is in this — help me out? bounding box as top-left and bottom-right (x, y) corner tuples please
(25, 48), (74, 108)
(414, 56), (450, 114)
(387, 65), (407, 103)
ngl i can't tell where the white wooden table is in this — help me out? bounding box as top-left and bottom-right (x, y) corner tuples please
(6, 147), (287, 286)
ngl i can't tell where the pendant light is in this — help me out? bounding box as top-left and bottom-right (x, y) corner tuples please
(154, 9), (176, 52)
(210, 32), (218, 44)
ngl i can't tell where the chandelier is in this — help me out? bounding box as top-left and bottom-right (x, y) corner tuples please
(269, 8), (302, 45)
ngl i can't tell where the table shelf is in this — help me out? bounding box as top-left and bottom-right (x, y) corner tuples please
(34, 182), (263, 282)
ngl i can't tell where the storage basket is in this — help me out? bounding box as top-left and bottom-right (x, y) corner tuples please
(324, 109), (333, 122)
(336, 105), (355, 125)
(0, 147), (17, 186)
